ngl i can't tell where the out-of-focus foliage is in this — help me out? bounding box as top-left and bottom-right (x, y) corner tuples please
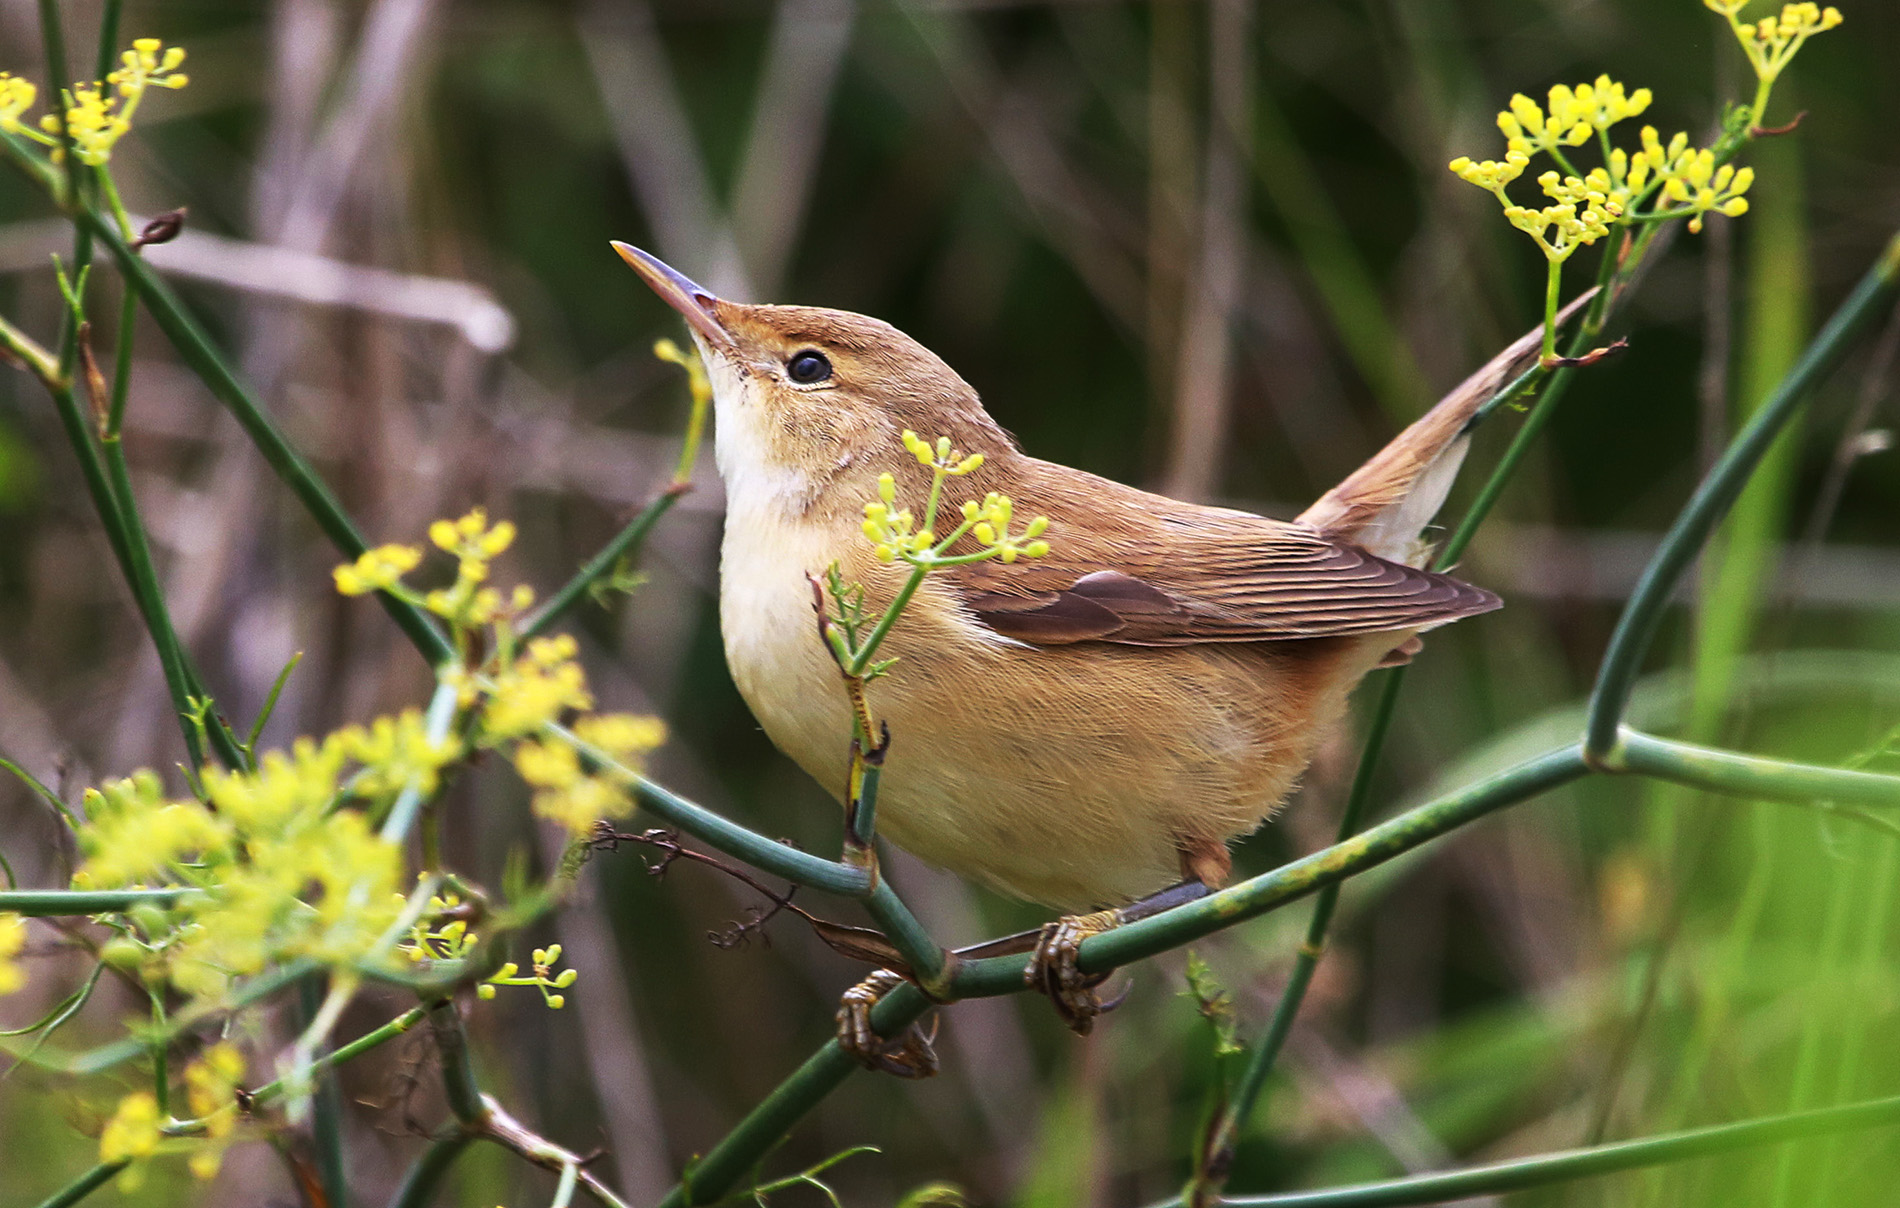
(1, 0), (1897, 1204)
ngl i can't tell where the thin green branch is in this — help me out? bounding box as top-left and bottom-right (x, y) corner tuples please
(428, 1002), (489, 1127)
(299, 975), (352, 1208)
(32, 1162), (125, 1208)
(662, 746), (1590, 1203)
(547, 724), (873, 897)
(953, 743), (1591, 998)
(1604, 728), (1900, 806)
(863, 880), (947, 993)
(379, 679), (464, 843)
(100, 426), (245, 769)
(520, 483), (691, 640)
(9, 958), (322, 1076)
(0, 888), (192, 916)
(227, 1007), (427, 1115)
(1587, 232), (1900, 756)
(1188, 666), (1408, 1199)
(386, 1130), (474, 1208)
(80, 214), (454, 667)
(658, 981), (930, 1208)
(1200, 1091), (1900, 1207)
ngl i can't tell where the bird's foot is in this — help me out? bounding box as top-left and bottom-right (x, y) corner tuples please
(836, 969), (940, 1078)
(1025, 908), (1128, 1034)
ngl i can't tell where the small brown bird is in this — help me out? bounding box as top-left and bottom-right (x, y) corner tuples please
(616, 242), (1539, 1029)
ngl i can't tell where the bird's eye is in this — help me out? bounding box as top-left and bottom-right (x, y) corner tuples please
(786, 350), (832, 384)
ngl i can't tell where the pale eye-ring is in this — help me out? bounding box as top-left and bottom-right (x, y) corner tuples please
(786, 350), (832, 384)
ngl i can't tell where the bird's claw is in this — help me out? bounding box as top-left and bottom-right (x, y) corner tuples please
(1025, 908), (1126, 1034)
(836, 969), (940, 1078)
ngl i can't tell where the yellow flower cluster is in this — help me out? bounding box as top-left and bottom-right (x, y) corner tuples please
(965, 493), (1051, 564)
(334, 543), (421, 595)
(336, 709), (461, 799)
(332, 514), (668, 838)
(99, 1090), (162, 1166)
(1495, 77), (1654, 159)
(861, 432), (1051, 566)
(333, 509), (534, 631)
(1451, 74), (1659, 263)
(426, 507), (532, 626)
(482, 635), (593, 738)
(402, 889), (479, 963)
(49, 85), (131, 166)
(1450, 58), (1767, 260)
(109, 38), (190, 98)
(0, 913), (25, 995)
(513, 713), (664, 835)
(479, 943), (579, 1009)
(1706, 1), (1843, 87)
(181, 1043), (244, 1179)
(4, 38), (190, 165)
(0, 72), (35, 134)
(900, 428), (986, 476)
(1500, 171), (1625, 263)
(1653, 146), (1755, 233)
(74, 733), (412, 1000)
(863, 475), (929, 561)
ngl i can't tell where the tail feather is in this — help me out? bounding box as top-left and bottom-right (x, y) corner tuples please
(1298, 290), (1597, 565)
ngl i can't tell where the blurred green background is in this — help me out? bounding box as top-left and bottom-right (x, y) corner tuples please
(1, 0), (1898, 1204)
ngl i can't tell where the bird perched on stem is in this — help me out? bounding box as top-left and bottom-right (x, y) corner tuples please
(615, 241), (1568, 1038)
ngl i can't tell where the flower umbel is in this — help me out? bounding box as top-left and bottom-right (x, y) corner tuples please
(481, 943), (579, 1009)
(0, 913), (25, 995)
(0, 73), (35, 134)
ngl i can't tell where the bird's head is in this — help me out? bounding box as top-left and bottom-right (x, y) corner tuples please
(614, 243), (1013, 515)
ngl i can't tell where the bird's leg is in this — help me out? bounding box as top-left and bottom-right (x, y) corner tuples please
(1024, 875), (1216, 1034)
(835, 968), (941, 1078)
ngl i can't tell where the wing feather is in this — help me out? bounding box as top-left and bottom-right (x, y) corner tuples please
(949, 460), (1499, 648)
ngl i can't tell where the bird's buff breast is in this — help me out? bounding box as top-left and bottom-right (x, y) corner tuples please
(717, 511), (1366, 912)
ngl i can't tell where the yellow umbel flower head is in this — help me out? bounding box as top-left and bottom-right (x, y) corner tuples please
(0, 73), (36, 133)
(0, 913), (25, 996)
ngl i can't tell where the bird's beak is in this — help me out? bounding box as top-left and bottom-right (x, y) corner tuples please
(611, 242), (731, 349)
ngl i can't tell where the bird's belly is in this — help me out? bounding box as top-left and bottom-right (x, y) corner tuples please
(718, 523), (1376, 912)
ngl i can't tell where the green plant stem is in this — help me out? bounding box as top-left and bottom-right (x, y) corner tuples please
(95, 0), (123, 81)
(79, 214), (453, 667)
(298, 976), (351, 1208)
(428, 1002), (489, 1127)
(549, 724), (873, 896)
(1541, 258), (1563, 362)
(36, 0), (83, 255)
(1602, 729), (1900, 805)
(32, 959), (322, 1076)
(105, 284), (134, 438)
(236, 1007), (428, 1114)
(386, 1131), (474, 1208)
(0, 313), (63, 386)
(864, 879), (947, 991)
(0, 887), (192, 915)
(1588, 232), (1900, 756)
(32, 1162), (125, 1208)
(1196, 1091), (1900, 1207)
(378, 679), (463, 843)
(846, 564), (931, 677)
(658, 981), (930, 1208)
(520, 483), (691, 639)
(100, 429), (248, 769)
(1189, 666), (1408, 1197)
(958, 742), (1590, 996)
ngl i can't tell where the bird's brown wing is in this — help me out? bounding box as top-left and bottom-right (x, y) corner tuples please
(949, 476), (1498, 648)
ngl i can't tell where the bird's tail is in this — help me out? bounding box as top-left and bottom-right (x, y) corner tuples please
(1298, 290), (1598, 565)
